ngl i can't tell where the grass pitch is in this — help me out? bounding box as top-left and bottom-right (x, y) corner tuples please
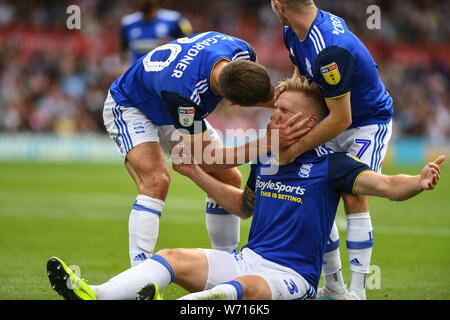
(0, 161), (448, 300)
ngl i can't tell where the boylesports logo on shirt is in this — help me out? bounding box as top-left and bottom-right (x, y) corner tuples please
(255, 176), (305, 195)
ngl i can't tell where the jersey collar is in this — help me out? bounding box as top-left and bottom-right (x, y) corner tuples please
(299, 8), (326, 43)
(257, 146), (330, 168)
(292, 147), (331, 164)
(299, 7), (318, 42)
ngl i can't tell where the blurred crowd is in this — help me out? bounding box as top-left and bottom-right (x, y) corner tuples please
(0, 0), (448, 143)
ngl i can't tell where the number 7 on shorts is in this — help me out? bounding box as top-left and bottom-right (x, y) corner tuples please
(354, 139), (371, 159)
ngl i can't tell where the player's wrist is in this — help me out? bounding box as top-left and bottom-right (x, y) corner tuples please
(287, 141), (302, 160)
(417, 175), (427, 191)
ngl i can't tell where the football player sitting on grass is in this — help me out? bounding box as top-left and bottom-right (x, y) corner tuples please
(46, 78), (445, 300)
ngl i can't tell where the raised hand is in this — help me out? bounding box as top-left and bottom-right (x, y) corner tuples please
(420, 155), (446, 190)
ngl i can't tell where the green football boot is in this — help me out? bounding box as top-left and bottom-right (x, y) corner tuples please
(47, 256), (96, 300)
(137, 283), (163, 300)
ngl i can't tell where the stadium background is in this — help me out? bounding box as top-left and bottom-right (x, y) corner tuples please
(0, 0), (448, 300)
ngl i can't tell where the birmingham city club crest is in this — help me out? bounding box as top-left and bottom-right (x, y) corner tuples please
(299, 163), (313, 178)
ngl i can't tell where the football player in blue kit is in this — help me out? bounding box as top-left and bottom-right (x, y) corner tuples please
(269, 0), (394, 299)
(120, 0), (193, 65)
(103, 31), (276, 268)
(46, 78), (444, 300)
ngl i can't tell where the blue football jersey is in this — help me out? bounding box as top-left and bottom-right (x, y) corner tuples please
(121, 9), (193, 63)
(283, 9), (393, 128)
(244, 149), (372, 289)
(110, 31), (257, 134)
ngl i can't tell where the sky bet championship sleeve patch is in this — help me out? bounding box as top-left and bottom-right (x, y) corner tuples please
(178, 106), (195, 127)
(161, 90), (207, 135)
(320, 62), (341, 85)
(315, 46), (355, 99)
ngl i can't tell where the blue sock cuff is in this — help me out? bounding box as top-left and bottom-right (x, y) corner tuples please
(206, 207), (231, 215)
(223, 280), (244, 300)
(347, 231), (374, 250)
(150, 255), (174, 283)
(132, 201), (162, 217)
(346, 239), (374, 249)
(325, 238), (340, 253)
(206, 201), (231, 215)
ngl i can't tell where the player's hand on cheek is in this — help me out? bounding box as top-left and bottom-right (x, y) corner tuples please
(268, 113), (313, 150)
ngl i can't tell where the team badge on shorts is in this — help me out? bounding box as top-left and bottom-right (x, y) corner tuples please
(320, 62), (341, 85)
(178, 106), (195, 127)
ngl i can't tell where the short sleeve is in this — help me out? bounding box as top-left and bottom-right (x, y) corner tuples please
(328, 153), (373, 194)
(246, 164), (257, 192)
(244, 41), (258, 63)
(161, 90), (208, 135)
(315, 46), (355, 99)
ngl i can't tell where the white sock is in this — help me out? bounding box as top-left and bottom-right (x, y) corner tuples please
(322, 222), (345, 293)
(350, 272), (367, 300)
(346, 212), (373, 299)
(179, 281), (244, 300)
(205, 197), (240, 252)
(129, 195), (165, 267)
(91, 255), (173, 300)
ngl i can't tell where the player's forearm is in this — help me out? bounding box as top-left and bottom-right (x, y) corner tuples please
(380, 155), (444, 201)
(200, 136), (271, 172)
(384, 175), (423, 201)
(356, 172), (423, 201)
(286, 114), (349, 159)
(188, 166), (247, 218)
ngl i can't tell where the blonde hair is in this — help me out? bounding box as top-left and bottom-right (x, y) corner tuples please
(277, 77), (326, 114)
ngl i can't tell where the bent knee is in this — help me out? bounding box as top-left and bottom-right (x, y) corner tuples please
(138, 169), (171, 198)
(156, 248), (178, 262)
(156, 248), (199, 267)
(156, 248), (207, 288)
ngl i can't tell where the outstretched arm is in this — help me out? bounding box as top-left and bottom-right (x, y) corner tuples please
(354, 155), (445, 201)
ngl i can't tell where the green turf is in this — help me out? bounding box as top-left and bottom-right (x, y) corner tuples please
(0, 161), (448, 300)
